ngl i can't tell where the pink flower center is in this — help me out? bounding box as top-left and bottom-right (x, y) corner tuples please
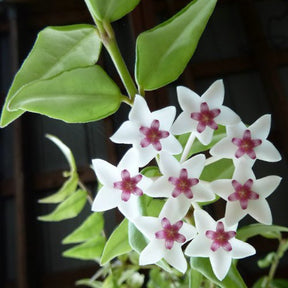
(206, 222), (236, 252)
(168, 168), (199, 199)
(190, 102), (221, 133)
(232, 130), (262, 159)
(113, 169), (143, 201)
(155, 217), (186, 250)
(139, 119), (169, 151)
(228, 179), (259, 210)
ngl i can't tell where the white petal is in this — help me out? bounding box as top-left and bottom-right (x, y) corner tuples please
(159, 151), (181, 176)
(159, 197), (190, 222)
(92, 159), (119, 186)
(161, 135), (183, 155)
(119, 195), (142, 221)
(249, 114), (271, 140)
(183, 154), (206, 178)
(210, 179), (233, 200)
(230, 238), (256, 259)
(248, 199), (272, 225)
(196, 127), (214, 145)
(110, 121), (139, 144)
(216, 106), (241, 125)
(226, 122), (246, 138)
(118, 149), (139, 174)
(194, 210), (216, 232)
(233, 159), (255, 182)
(145, 176), (173, 198)
(225, 202), (246, 226)
(152, 106), (176, 130)
(181, 222), (197, 241)
(185, 235), (211, 257)
(193, 182), (215, 203)
(137, 146), (157, 167)
(177, 86), (201, 112)
(210, 138), (236, 159)
(253, 176), (282, 198)
(202, 79), (224, 107)
(210, 249), (232, 281)
(256, 140), (282, 162)
(92, 186), (121, 212)
(165, 245), (187, 273)
(129, 95), (151, 124)
(133, 216), (161, 239)
(171, 112), (197, 135)
(139, 240), (165, 265)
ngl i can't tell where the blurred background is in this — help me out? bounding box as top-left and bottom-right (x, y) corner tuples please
(1, 0), (288, 287)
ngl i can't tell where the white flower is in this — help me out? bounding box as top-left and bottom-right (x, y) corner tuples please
(91, 150), (152, 220)
(145, 151), (215, 215)
(133, 199), (196, 273)
(210, 114), (282, 165)
(210, 159), (282, 226)
(185, 210), (255, 281)
(110, 95), (182, 167)
(171, 80), (240, 145)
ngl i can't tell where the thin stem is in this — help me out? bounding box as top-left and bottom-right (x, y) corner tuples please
(266, 238), (287, 287)
(180, 132), (196, 163)
(78, 179), (93, 205)
(101, 21), (137, 100)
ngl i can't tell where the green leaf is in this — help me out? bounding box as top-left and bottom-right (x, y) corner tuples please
(8, 66), (123, 123)
(200, 159), (234, 181)
(237, 224), (288, 242)
(135, 0), (217, 90)
(38, 172), (78, 204)
(140, 166), (161, 178)
(62, 212), (104, 244)
(84, 0), (140, 22)
(189, 268), (203, 288)
(76, 279), (102, 288)
(100, 218), (131, 265)
(38, 189), (87, 222)
(190, 257), (247, 288)
(176, 125), (226, 160)
(1, 24), (101, 127)
(63, 235), (105, 260)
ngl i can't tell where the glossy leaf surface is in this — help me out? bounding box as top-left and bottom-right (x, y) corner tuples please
(84, 0), (140, 22)
(100, 219), (131, 265)
(38, 189), (87, 222)
(63, 235), (105, 260)
(190, 258), (247, 288)
(1, 24), (101, 127)
(8, 66), (122, 123)
(62, 212), (104, 244)
(136, 0), (217, 90)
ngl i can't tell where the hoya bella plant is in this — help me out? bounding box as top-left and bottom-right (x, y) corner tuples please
(2, 0), (288, 287)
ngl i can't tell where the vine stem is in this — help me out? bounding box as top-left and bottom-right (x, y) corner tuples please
(78, 179), (93, 205)
(96, 20), (137, 101)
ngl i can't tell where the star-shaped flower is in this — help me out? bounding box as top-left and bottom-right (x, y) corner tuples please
(210, 159), (282, 226)
(110, 95), (182, 167)
(145, 152), (215, 215)
(210, 114), (282, 165)
(91, 150), (152, 220)
(185, 210), (255, 281)
(133, 199), (196, 273)
(171, 80), (240, 145)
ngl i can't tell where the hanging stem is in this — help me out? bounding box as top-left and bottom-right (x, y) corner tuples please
(180, 132), (196, 163)
(95, 20), (137, 101)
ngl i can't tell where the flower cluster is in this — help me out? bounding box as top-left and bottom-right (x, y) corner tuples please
(91, 80), (282, 280)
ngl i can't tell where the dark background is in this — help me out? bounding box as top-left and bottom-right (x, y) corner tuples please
(1, 0), (288, 287)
